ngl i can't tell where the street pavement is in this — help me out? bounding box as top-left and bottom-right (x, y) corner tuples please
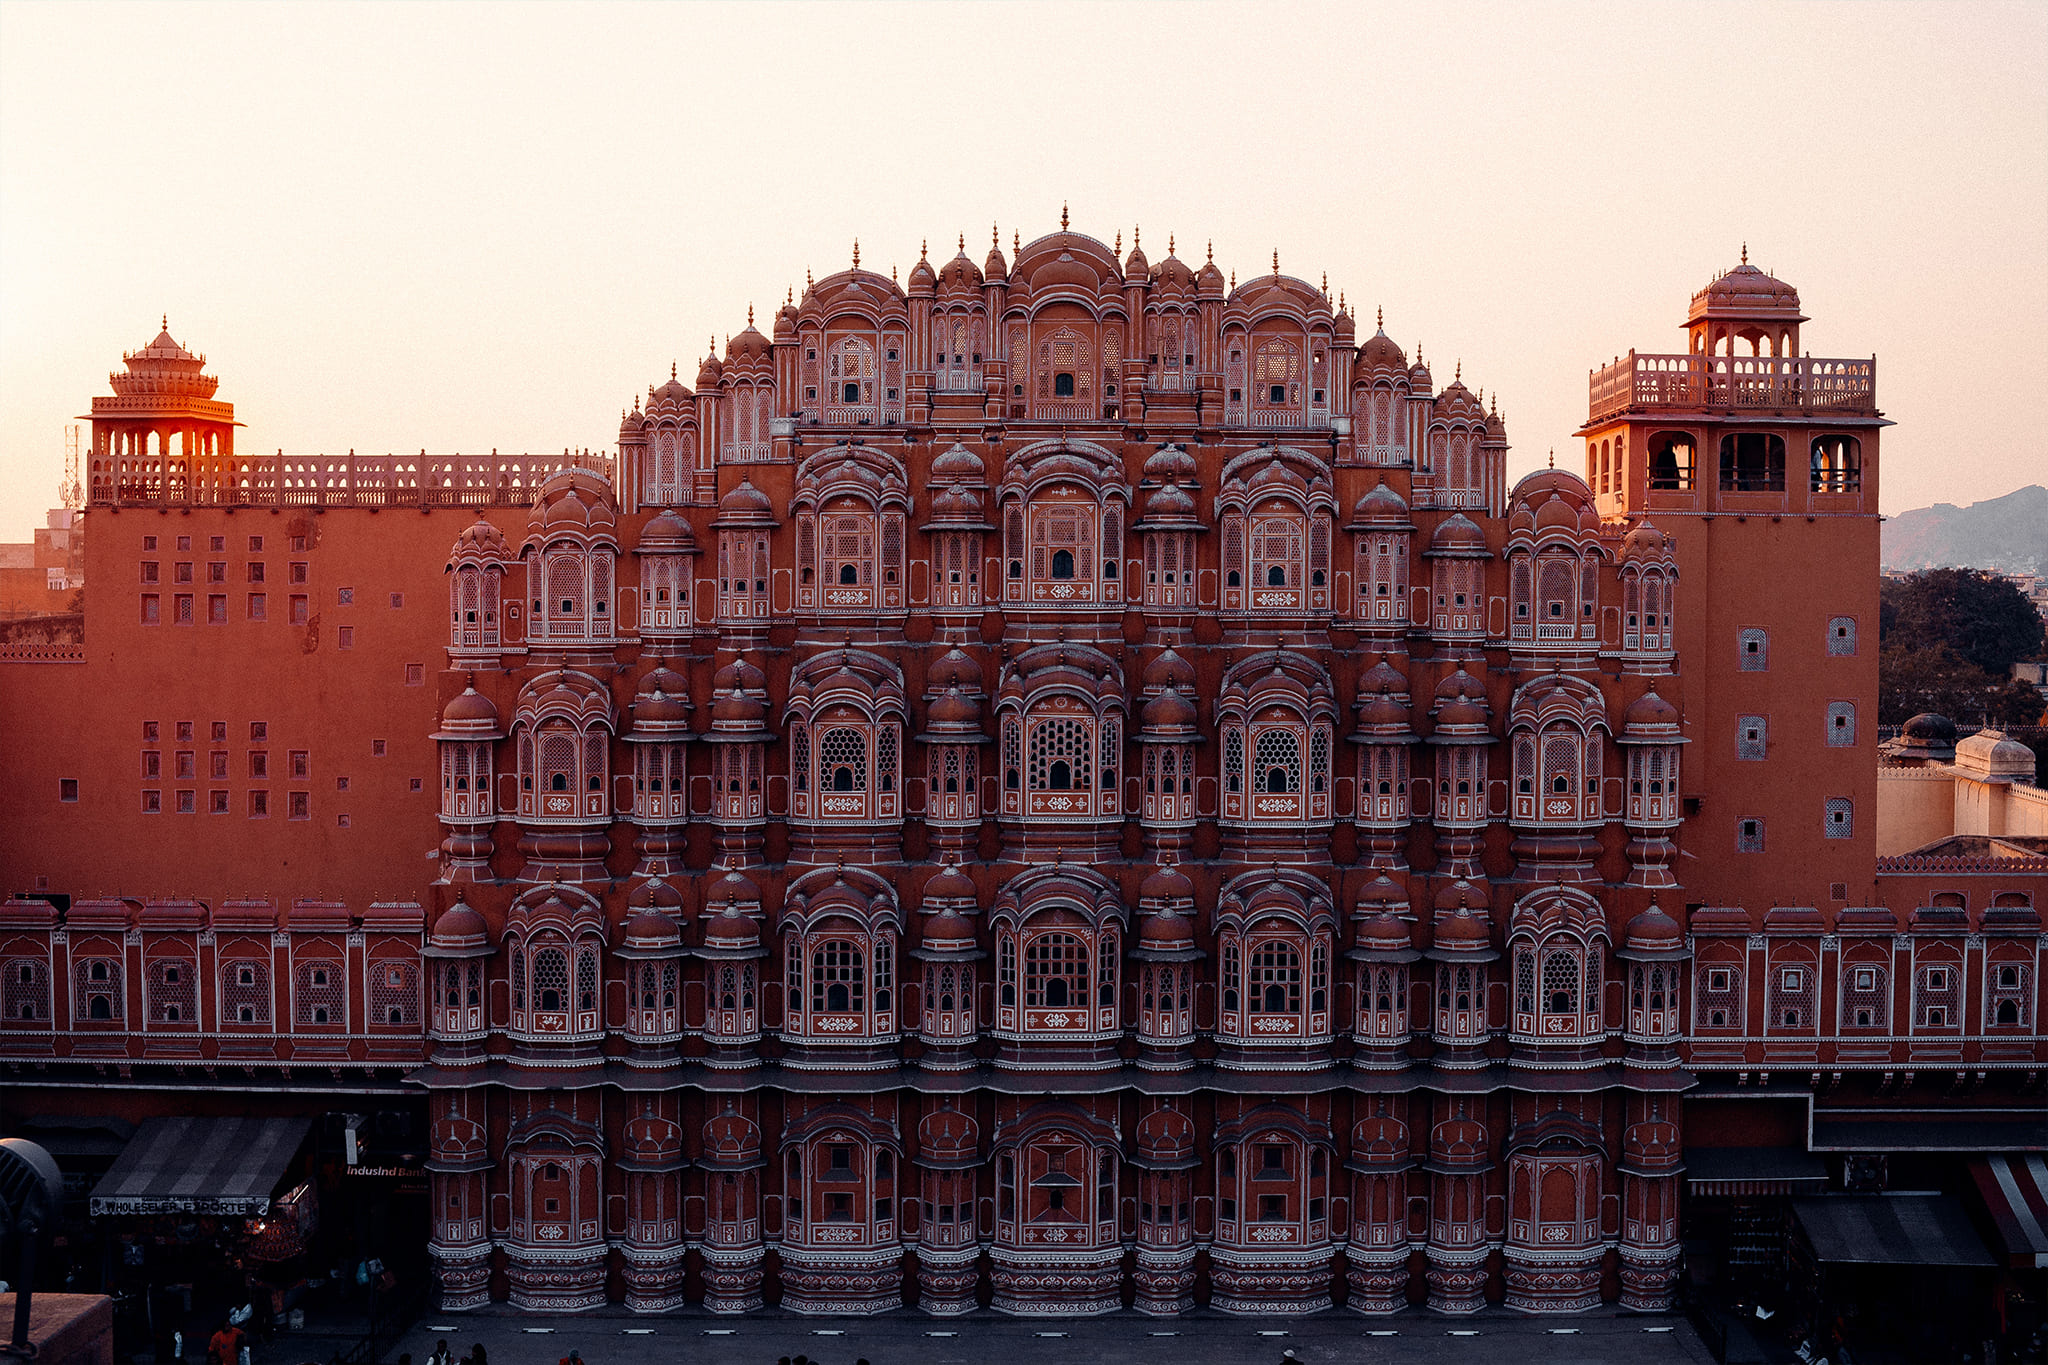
(373, 1306), (1718, 1365)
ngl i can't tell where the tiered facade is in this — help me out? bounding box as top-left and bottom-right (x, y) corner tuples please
(1, 227), (2041, 1317)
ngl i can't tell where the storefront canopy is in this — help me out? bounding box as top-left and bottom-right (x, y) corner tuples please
(1793, 1196), (1997, 1268)
(1971, 1154), (2048, 1269)
(1685, 1145), (1828, 1197)
(89, 1116), (312, 1217)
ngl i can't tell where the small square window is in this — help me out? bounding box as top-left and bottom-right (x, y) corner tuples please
(405, 664), (425, 686)
(174, 593), (194, 624)
(144, 721), (160, 742)
(207, 594), (227, 624)
(337, 625), (354, 649)
(247, 562), (265, 583)
(142, 751), (160, 779)
(1781, 968), (1802, 991)
(336, 776), (350, 792)
(174, 562), (193, 583)
(290, 562), (309, 584)
(289, 594), (308, 624)
(140, 593), (160, 624)
(409, 777), (424, 792)
(143, 535), (158, 551)
(337, 587), (354, 605)
(1827, 616), (1857, 656)
(290, 535), (307, 552)
(250, 722), (268, 742)
(176, 722), (194, 743)
(175, 752), (196, 780)
(389, 592), (403, 609)
(337, 813), (351, 828)
(1737, 818), (1764, 852)
(211, 721), (227, 742)
(207, 561), (226, 583)
(59, 778), (78, 802)
(249, 790), (269, 817)
(176, 536), (191, 552)
(1707, 968), (1732, 993)
(210, 536), (225, 552)
(248, 592), (267, 620)
(248, 535), (263, 552)
(140, 562), (159, 584)
(1853, 967), (1876, 991)
(1737, 715), (1767, 760)
(175, 790), (196, 815)
(210, 790), (229, 814)
(1738, 627), (1768, 670)
(372, 739), (387, 756)
(289, 792), (310, 820)
(1825, 798), (1853, 839)
(141, 790), (161, 814)
(210, 751), (228, 780)
(289, 751), (310, 780)
(250, 751), (269, 779)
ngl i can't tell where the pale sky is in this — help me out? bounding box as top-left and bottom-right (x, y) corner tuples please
(2, 1), (2043, 542)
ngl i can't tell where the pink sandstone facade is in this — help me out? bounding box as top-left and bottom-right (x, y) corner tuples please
(0, 225), (2040, 1317)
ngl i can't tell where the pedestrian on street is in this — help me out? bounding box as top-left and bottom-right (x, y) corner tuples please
(558, 1349), (582, 1365)
(430, 1339), (454, 1365)
(470, 1344), (488, 1365)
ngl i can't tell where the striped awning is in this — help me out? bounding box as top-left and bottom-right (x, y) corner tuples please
(89, 1116), (312, 1216)
(1972, 1154), (2048, 1269)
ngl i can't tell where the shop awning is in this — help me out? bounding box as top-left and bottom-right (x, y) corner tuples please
(1793, 1196), (1997, 1268)
(1685, 1145), (1829, 1197)
(1971, 1154), (2048, 1269)
(1812, 1113), (2048, 1152)
(89, 1116), (312, 1216)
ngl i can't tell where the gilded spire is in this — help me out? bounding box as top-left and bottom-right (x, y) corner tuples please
(1548, 448), (1555, 469)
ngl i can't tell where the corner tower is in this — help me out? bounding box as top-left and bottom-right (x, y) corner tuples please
(84, 320), (242, 503)
(1580, 255), (1887, 912)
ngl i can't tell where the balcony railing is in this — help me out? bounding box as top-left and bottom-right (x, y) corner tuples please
(1588, 352), (1876, 423)
(89, 450), (616, 508)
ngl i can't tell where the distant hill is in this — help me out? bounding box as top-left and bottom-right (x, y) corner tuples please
(1884, 485), (2048, 575)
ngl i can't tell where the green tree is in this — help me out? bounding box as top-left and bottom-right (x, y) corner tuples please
(1880, 568), (2045, 675)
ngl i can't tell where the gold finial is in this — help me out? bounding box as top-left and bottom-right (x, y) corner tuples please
(670, 361), (677, 380)
(1013, 229), (1020, 253)
(1230, 269), (1236, 289)
(787, 286), (794, 304)
(161, 313), (168, 330)
(1273, 249), (1280, 276)
(1455, 359), (1461, 382)
(920, 238), (928, 259)
(1740, 241), (1748, 265)
(1114, 230), (1121, 254)
(1548, 448), (1555, 469)
(747, 303), (754, 326)
(958, 231), (965, 251)
(1134, 224), (1141, 250)
(1061, 201), (1069, 229)
(891, 263), (898, 282)
(852, 238), (860, 267)
(992, 222), (999, 249)
(1321, 271), (1328, 294)
(708, 334), (715, 355)
(806, 267), (813, 289)
(1204, 238), (1211, 262)
(1377, 305), (1383, 329)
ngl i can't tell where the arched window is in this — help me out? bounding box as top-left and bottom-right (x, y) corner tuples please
(1646, 432), (1695, 491)
(995, 913), (1118, 1037)
(995, 1131), (1117, 1251)
(782, 913), (897, 1043)
(1810, 435), (1861, 492)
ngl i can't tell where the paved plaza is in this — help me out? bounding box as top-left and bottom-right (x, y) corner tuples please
(378, 1307), (1717, 1365)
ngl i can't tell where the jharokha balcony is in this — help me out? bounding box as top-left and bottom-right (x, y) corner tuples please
(1587, 350), (1876, 423)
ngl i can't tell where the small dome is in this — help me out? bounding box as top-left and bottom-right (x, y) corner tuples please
(1358, 910), (1413, 950)
(707, 865), (763, 910)
(1139, 906), (1196, 947)
(631, 684), (692, 731)
(650, 368), (693, 408)
(726, 321), (772, 365)
(930, 441), (985, 482)
(438, 687), (500, 734)
(1357, 657), (1409, 698)
(621, 904), (683, 954)
(701, 906), (761, 954)
(927, 646), (984, 695)
(1143, 647), (1197, 694)
(1359, 328), (1407, 374)
(1139, 861), (1196, 904)
(921, 907), (979, 951)
(1142, 687), (1198, 730)
(1144, 482), (1197, 519)
(638, 509), (696, 552)
(1143, 443), (1197, 484)
(906, 252), (938, 291)
(1956, 729), (2038, 781)
(1902, 712), (1958, 742)
(428, 899), (490, 953)
(712, 655), (767, 695)
(1622, 521), (1668, 559)
(1433, 876), (1493, 914)
(715, 477), (775, 520)
(1693, 259), (1803, 316)
(984, 233), (1009, 279)
(922, 857), (979, 907)
(1357, 873), (1409, 911)
(925, 686), (981, 729)
(1351, 482), (1410, 525)
(711, 690), (765, 727)
(1429, 513), (1487, 554)
(450, 516), (512, 561)
(1625, 904), (1684, 955)
(1623, 688), (1680, 734)
(695, 350), (724, 388)
(640, 657), (690, 698)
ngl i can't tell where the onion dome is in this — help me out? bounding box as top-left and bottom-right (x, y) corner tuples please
(1348, 1113), (1412, 1169)
(1408, 351), (1432, 392)
(1428, 880), (1496, 959)
(1358, 326), (1407, 375)
(650, 364), (693, 410)
(710, 687), (766, 730)
(701, 1101), (763, 1167)
(1621, 521), (1669, 561)
(638, 656), (689, 699)
(926, 645), (984, 696)
(448, 516), (512, 564)
(712, 654), (767, 696)
(1356, 873), (1410, 915)
(774, 292), (800, 341)
(636, 508), (697, 553)
(712, 476), (776, 525)
(1334, 303), (1356, 347)
(618, 881), (685, 957)
(1194, 244), (1226, 297)
(1429, 667), (1493, 738)
(930, 441), (985, 483)
(1485, 405), (1507, 440)
(1137, 903), (1198, 952)
(906, 244), (938, 293)
(938, 237), (984, 292)
(983, 226), (1009, 279)
(1349, 482), (1411, 528)
(927, 483), (987, 526)
(1902, 712), (1957, 743)
(111, 321), (218, 401)
(1621, 687), (1681, 741)
(1356, 656), (1411, 703)
(1142, 443), (1197, 485)
(1357, 690), (1411, 737)
(726, 317), (772, 366)
(1142, 686), (1198, 732)
(1141, 647), (1197, 696)
(424, 897), (491, 957)
(1426, 1116), (1491, 1173)
(1124, 234), (1149, 277)
(433, 687), (503, 740)
(1619, 903), (1687, 961)
(700, 906), (764, 964)
(695, 347), (724, 388)
(1434, 875), (1492, 914)
(1427, 512), (1488, 555)
(919, 906), (980, 958)
(1138, 860), (1196, 909)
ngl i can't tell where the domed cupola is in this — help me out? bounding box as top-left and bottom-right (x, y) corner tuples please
(433, 687), (504, 741)
(1429, 667), (1493, 737)
(1621, 686), (1681, 741)
(1619, 904), (1686, 961)
(926, 644), (985, 698)
(649, 363), (693, 413)
(930, 440), (986, 484)
(906, 240), (939, 295)
(424, 895), (492, 958)
(1141, 647), (1197, 698)
(712, 476), (776, 525)
(1349, 482), (1411, 529)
